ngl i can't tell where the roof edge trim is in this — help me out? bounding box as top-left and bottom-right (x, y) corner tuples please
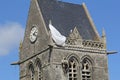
(82, 3), (100, 41)
(36, 0), (49, 35)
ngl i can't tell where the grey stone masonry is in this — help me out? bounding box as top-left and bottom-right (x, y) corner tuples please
(18, 0), (109, 80)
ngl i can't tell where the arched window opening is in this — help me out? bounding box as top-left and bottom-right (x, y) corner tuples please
(29, 64), (35, 80)
(36, 60), (42, 80)
(82, 58), (92, 80)
(68, 57), (78, 80)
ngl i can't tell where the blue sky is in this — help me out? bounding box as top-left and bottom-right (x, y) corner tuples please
(0, 0), (120, 80)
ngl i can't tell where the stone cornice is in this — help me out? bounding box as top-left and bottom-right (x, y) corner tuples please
(54, 44), (106, 54)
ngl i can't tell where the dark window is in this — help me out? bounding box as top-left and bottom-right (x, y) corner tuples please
(36, 60), (42, 80)
(68, 57), (78, 80)
(29, 64), (34, 80)
(82, 58), (92, 80)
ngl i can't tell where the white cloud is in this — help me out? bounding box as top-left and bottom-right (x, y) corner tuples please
(0, 22), (25, 56)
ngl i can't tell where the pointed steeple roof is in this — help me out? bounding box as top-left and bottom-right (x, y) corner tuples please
(36, 0), (100, 41)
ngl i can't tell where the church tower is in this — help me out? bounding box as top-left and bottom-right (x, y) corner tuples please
(18, 0), (109, 80)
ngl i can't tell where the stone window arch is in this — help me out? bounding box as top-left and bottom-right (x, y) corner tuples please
(28, 63), (35, 80)
(35, 58), (42, 80)
(68, 56), (79, 80)
(81, 56), (93, 80)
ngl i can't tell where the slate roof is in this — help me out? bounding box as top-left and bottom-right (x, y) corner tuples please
(37, 0), (100, 41)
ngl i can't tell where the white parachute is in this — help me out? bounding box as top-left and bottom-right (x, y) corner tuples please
(49, 23), (66, 46)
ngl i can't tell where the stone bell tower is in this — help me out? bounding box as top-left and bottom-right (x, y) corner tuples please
(15, 0), (110, 80)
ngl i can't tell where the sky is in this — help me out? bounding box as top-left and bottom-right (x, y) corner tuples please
(0, 0), (120, 80)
